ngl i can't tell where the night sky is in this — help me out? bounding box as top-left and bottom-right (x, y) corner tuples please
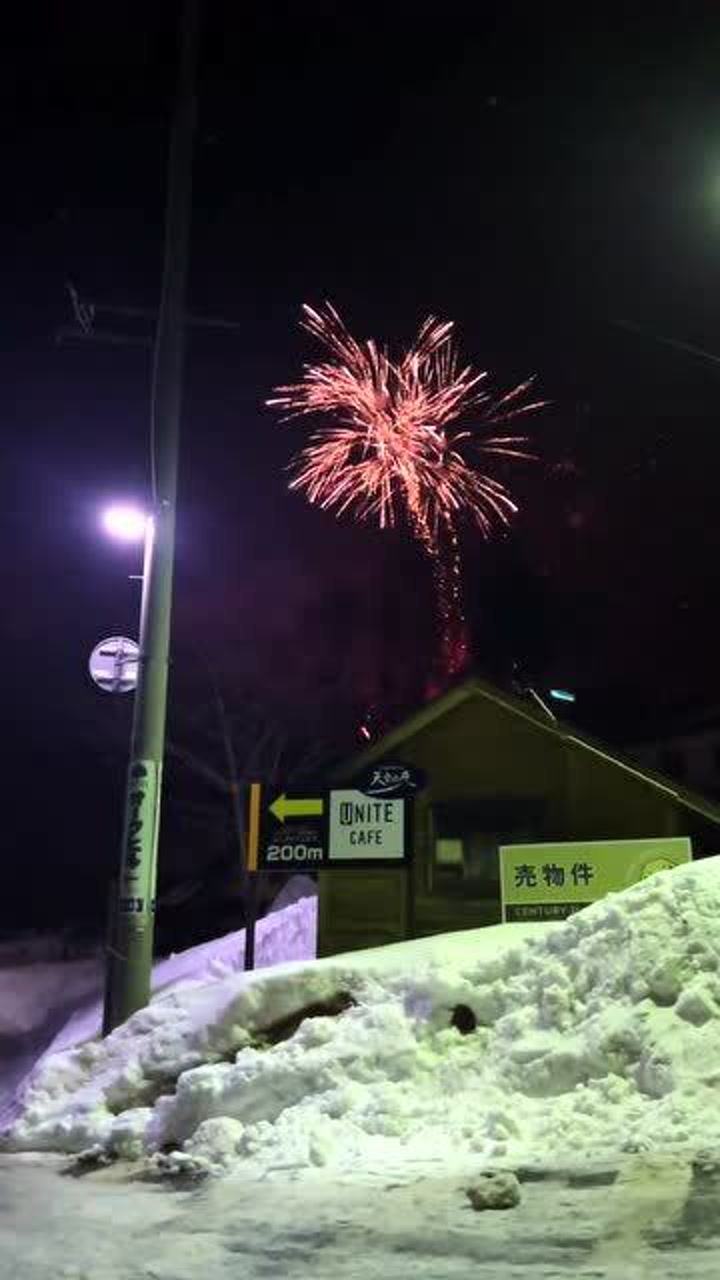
(3, 5), (720, 933)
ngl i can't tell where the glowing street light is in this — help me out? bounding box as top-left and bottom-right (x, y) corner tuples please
(102, 504), (149, 543)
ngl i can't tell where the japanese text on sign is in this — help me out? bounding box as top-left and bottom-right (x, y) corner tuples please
(499, 837), (692, 923)
(513, 861), (595, 889)
(118, 759), (160, 916)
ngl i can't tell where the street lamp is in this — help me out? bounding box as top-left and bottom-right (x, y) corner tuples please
(100, 501), (163, 1036)
(100, 0), (197, 1035)
(102, 504), (149, 543)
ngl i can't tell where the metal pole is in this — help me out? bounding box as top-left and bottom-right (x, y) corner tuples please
(244, 783), (261, 971)
(104, 0), (199, 1033)
(244, 872), (259, 971)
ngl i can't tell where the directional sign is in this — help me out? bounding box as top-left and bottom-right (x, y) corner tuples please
(328, 790), (405, 859)
(247, 776), (416, 872)
(269, 793), (325, 823)
(247, 784), (325, 872)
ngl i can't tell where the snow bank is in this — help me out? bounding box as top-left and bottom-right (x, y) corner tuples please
(152, 889), (318, 991)
(6, 859), (720, 1177)
(0, 959), (101, 1041)
(0, 896), (317, 1125)
(0, 956), (103, 1120)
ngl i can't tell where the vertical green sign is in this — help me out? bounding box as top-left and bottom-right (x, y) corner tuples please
(118, 759), (161, 916)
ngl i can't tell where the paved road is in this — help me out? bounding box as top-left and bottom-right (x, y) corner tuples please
(1, 1151), (719, 1278)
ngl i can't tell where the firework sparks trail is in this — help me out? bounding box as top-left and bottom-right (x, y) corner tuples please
(269, 303), (543, 678)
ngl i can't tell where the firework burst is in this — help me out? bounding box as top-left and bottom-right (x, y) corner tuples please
(269, 303), (543, 677)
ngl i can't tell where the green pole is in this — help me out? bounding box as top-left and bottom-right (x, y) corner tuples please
(103, 0), (199, 1034)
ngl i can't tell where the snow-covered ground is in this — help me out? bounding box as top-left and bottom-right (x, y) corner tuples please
(0, 894), (317, 1122)
(0, 955), (102, 1111)
(6, 858), (720, 1179)
(2, 1148), (720, 1279)
(6, 861), (720, 1276)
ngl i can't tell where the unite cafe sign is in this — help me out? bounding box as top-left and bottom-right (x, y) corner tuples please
(245, 764), (425, 872)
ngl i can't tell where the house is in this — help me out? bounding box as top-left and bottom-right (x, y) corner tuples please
(318, 676), (720, 956)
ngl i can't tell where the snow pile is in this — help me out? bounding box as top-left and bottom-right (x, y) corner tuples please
(152, 888), (318, 991)
(0, 933), (94, 966)
(5, 858), (720, 1176)
(0, 895), (317, 1124)
(0, 958), (100, 1042)
(0, 955), (103, 1119)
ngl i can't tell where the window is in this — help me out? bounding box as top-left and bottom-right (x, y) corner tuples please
(431, 798), (546, 898)
(435, 838), (464, 867)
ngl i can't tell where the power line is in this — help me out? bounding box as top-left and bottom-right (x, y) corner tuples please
(613, 318), (720, 370)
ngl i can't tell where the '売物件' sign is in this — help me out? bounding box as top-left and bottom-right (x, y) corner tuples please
(499, 836), (692, 922)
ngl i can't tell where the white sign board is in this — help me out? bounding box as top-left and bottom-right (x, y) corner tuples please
(328, 789), (405, 860)
(119, 759), (161, 916)
(89, 636), (139, 693)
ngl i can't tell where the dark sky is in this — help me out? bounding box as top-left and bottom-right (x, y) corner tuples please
(3, 4), (720, 929)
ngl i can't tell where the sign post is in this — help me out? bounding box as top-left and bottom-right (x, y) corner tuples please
(242, 764), (423, 968)
(499, 836), (692, 922)
(244, 782), (262, 971)
(246, 780), (418, 874)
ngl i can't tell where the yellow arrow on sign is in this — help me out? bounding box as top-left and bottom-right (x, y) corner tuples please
(269, 793), (324, 823)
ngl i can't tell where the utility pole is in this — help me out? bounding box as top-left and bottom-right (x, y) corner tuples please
(104, 0), (199, 1033)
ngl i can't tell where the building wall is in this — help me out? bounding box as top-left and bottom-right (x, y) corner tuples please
(318, 693), (703, 957)
(563, 745), (678, 840)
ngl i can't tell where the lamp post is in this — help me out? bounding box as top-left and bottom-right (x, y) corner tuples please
(102, 0), (199, 1034)
(101, 493), (178, 1034)
(100, 502), (160, 1035)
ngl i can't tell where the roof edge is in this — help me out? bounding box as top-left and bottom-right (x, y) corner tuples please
(332, 677), (720, 829)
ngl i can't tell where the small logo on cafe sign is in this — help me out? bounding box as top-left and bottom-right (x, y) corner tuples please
(359, 762), (426, 798)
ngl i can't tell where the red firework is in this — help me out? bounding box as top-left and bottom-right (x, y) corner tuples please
(269, 303), (543, 676)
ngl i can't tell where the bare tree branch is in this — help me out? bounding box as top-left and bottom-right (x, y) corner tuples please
(166, 739), (230, 793)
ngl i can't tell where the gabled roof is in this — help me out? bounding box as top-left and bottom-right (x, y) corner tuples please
(332, 676), (720, 828)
